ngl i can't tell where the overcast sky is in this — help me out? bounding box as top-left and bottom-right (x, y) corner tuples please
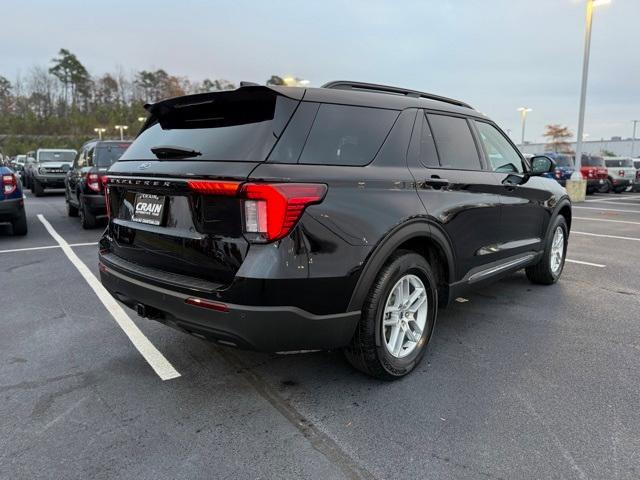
(2, 0), (638, 143)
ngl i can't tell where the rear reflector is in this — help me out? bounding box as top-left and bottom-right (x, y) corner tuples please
(185, 297), (229, 313)
(187, 180), (240, 196)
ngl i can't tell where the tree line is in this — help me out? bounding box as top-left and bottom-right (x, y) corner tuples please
(0, 49), (295, 156)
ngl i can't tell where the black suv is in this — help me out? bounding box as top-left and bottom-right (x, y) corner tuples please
(99, 82), (571, 379)
(65, 140), (132, 228)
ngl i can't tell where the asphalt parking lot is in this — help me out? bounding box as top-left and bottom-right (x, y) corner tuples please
(1, 189), (639, 480)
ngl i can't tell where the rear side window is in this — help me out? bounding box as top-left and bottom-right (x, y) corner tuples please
(427, 114), (481, 170)
(121, 92), (299, 162)
(583, 156), (604, 167)
(298, 104), (398, 166)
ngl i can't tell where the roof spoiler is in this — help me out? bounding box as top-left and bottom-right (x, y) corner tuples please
(322, 80), (473, 110)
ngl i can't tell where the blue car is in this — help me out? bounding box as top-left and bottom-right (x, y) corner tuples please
(0, 166), (27, 235)
(537, 152), (574, 186)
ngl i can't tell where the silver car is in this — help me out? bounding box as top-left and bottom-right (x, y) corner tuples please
(603, 157), (635, 193)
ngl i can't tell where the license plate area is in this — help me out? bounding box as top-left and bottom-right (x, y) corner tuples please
(132, 193), (167, 226)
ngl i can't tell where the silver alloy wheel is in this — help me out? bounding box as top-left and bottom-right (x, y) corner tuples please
(382, 274), (428, 358)
(550, 226), (565, 275)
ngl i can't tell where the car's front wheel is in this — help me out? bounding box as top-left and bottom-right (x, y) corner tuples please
(344, 250), (437, 380)
(526, 215), (568, 285)
(32, 179), (44, 197)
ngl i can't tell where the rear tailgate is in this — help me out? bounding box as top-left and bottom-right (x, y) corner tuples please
(104, 86), (302, 286)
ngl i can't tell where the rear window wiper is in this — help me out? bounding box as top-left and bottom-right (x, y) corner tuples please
(150, 145), (202, 159)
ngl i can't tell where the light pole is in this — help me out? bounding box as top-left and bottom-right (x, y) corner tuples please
(517, 107), (532, 146)
(138, 117), (146, 123)
(94, 127), (106, 140)
(632, 120), (639, 157)
(571, 0), (611, 188)
(114, 125), (129, 140)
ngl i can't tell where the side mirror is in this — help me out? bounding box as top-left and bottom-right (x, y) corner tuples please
(530, 155), (556, 176)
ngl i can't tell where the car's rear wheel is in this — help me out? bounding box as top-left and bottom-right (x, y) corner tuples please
(344, 250), (437, 380)
(526, 215), (568, 285)
(12, 210), (28, 236)
(79, 196), (97, 229)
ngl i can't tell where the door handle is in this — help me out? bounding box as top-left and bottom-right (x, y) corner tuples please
(423, 177), (449, 189)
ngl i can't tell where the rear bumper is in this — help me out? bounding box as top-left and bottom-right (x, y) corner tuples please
(82, 193), (107, 216)
(612, 178), (632, 187)
(99, 256), (360, 352)
(586, 178), (605, 189)
(0, 197), (24, 222)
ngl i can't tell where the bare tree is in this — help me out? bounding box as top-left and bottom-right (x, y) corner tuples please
(543, 124), (573, 153)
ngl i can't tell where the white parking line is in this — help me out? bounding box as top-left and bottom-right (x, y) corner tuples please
(37, 214), (180, 381)
(585, 194), (640, 202)
(565, 259), (606, 268)
(583, 200), (640, 206)
(574, 206), (640, 214)
(572, 231), (640, 242)
(573, 217), (640, 226)
(0, 242), (97, 254)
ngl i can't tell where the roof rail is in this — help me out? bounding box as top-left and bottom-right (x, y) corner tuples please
(321, 80), (473, 110)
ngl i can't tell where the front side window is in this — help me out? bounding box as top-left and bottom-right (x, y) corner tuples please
(427, 114), (481, 170)
(475, 121), (523, 173)
(298, 104), (399, 166)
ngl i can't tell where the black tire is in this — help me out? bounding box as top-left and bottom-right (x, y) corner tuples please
(33, 179), (44, 197)
(344, 250), (438, 380)
(526, 215), (568, 285)
(79, 196), (97, 229)
(599, 179), (612, 193)
(614, 186), (624, 194)
(12, 210), (28, 236)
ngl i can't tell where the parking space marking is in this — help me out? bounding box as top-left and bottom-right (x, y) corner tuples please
(574, 206), (640, 214)
(572, 230), (640, 242)
(37, 214), (181, 381)
(0, 242), (97, 255)
(565, 259), (606, 268)
(573, 217), (640, 226)
(585, 194), (640, 202)
(583, 200), (640, 206)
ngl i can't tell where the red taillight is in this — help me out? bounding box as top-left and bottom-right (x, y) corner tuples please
(554, 168), (562, 179)
(2, 173), (17, 195)
(187, 180), (240, 196)
(185, 297), (229, 313)
(619, 169), (625, 177)
(240, 183), (327, 242)
(87, 172), (101, 192)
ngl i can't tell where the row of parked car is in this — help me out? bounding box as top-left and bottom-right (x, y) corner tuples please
(528, 152), (640, 193)
(2, 140), (132, 234)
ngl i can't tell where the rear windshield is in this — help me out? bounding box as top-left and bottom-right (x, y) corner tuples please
(95, 143), (131, 167)
(582, 156), (604, 167)
(634, 160), (640, 169)
(38, 151), (76, 162)
(605, 159), (633, 168)
(121, 90), (298, 162)
(554, 155), (573, 167)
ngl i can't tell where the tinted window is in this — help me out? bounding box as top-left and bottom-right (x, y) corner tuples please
(95, 143), (131, 167)
(419, 115), (440, 167)
(427, 115), (481, 170)
(268, 102), (320, 163)
(475, 121), (523, 173)
(122, 94), (298, 161)
(634, 161), (640, 169)
(298, 104), (398, 166)
(582, 156), (604, 167)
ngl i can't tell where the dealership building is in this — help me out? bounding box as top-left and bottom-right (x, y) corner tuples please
(518, 137), (639, 157)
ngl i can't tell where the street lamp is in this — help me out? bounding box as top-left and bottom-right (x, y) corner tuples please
(631, 120), (639, 157)
(114, 125), (129, 140)
(94, 127), (106, 140)
(571, 0), (611, 192)
(138, 117), (146, 123)
(517, 107), (532, 146)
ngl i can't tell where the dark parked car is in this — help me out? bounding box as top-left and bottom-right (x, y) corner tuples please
(0, 166), (27, 235)
(65, 140), (132, 228)
(98, 82), (571, 379)
(634, 160), (640, 191)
